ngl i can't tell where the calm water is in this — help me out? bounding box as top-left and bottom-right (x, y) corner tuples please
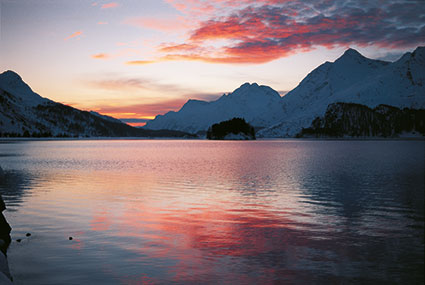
(0, 140), (423, 284)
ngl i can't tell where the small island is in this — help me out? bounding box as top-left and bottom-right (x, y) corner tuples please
(206, 118), (256, 140)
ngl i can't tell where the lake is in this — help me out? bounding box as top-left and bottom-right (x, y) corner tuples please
(0, 139), (424, 284)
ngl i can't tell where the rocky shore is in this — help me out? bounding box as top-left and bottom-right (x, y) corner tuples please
(0, 168), (13, 284)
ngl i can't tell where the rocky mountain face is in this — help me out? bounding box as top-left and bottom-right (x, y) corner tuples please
(144, 47), (425, 137)
(0, 71), (190, 138)
(297, 103), (425, 138)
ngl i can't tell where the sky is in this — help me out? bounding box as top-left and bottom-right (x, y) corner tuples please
(1, 0), (424, 125)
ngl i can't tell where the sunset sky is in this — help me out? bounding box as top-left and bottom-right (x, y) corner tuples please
(1, 0), (424, 125)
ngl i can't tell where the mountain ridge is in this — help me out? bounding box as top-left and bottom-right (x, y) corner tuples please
(259, 47), (424, 137)
(144, 81), (284, 133)
(145, 47), (425, 136)
(2, 47), (424, 138)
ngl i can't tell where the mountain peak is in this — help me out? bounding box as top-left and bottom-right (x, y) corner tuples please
(0, 70), (23, 83)
(334, 48), (369, 66)
(0, 70), (48, 106)
(342, 48), (364, 58)
(231, 82), (280, 100)
(240, 82), (259, 89)
(0, 70), (27, 91)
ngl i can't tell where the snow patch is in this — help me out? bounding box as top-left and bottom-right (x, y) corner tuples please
(222, 132), (253, 140)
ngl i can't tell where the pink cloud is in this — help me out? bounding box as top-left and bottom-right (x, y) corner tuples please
(64, 31), (82, 41)
(133, 1), (425, 64)
(87, 99), (189, 119)
(123, 16), (189, 32)
(101, 2), (119, 9)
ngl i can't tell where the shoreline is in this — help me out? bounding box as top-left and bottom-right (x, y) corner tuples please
(0, 194), (12, 284)
(0, 137), (424, 142)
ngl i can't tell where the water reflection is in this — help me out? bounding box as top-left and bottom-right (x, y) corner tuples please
(114, 198), (423, 283)
(0, 170), (35, 210)
(295, 141), (424, 226)
(0, 140), (423, 284)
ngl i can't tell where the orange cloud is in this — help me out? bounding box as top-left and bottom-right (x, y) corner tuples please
(97, 21), (108, 25)
(90, 48), (140, 60)
(159, 43), (200, 53)
(101, 2), (119, 9)
(91, 53), (110, 59)
(64, 31), (82, 41)
(125, 122), (147, 127)
(91, 99), (188, 119)
(159, 51), (287, 64)
(126, 60), (157, 65)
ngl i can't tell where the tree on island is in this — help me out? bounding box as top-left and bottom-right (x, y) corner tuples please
(206, 118), (256, 140)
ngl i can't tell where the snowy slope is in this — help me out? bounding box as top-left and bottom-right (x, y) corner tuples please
(258, 47), (425, 137)
(0, 71), (49, 107)
(144, 83), (284, 133)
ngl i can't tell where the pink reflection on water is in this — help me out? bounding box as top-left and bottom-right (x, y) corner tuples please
(122, 274), (158, 285)
(108, 198), (322, 283)
(70, 231), (85, 251)
(90, 211), (111, 231)
(26, 141), (339, 282)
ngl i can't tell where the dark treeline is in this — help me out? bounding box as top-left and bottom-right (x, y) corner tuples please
(297, 103), (425, 138)
(207, 117), (256, 140)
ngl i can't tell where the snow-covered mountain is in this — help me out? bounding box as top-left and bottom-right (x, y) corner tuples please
(0, 71), (190, 138)
(3, 47), (424, 138)
(145, 47), (425, 137)
(144, 83), (284, 133)
(0, 70), (49, 107)
(259, 47), (425, 137)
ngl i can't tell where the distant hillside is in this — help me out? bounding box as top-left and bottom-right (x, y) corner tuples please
(0, 71), (192, 138)
(297, 103), (425, 138)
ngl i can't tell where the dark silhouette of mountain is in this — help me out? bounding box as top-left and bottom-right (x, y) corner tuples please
(207, 118), (256, 140)
(297, 103), (425, 138)
(0, 70), (193, 138)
